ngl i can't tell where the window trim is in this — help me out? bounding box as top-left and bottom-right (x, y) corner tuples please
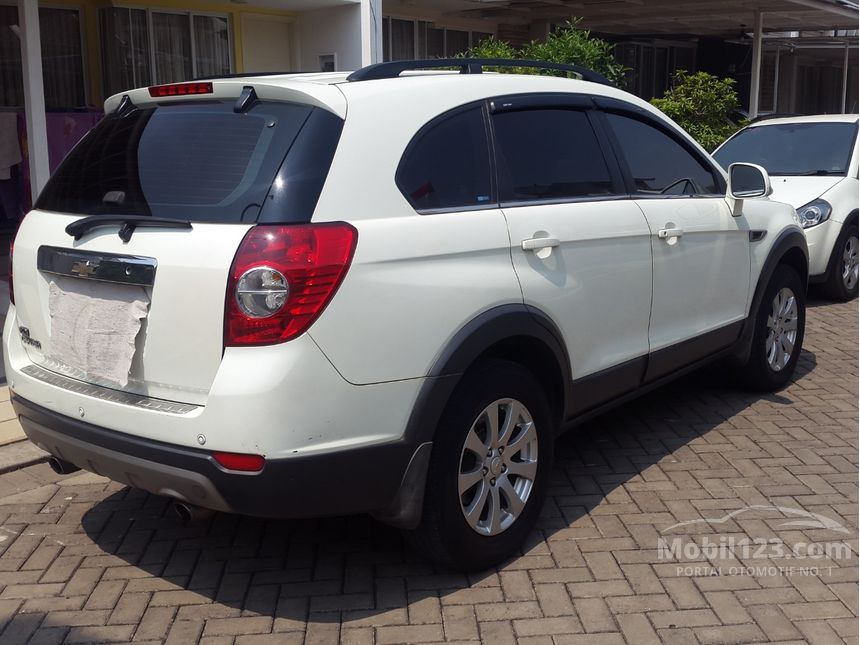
(395, 100), (497, 215)
(594, 97), (727, 198)
(488, 94), (628, 208)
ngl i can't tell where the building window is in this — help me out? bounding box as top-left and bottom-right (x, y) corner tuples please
(100, 8), (232, 97)
(615, 41), (696, 101)
(0, 6), (86, 108)
(382, 17), (495, 61)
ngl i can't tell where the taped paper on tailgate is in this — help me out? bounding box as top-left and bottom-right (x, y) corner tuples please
(48, 276), (149, 388)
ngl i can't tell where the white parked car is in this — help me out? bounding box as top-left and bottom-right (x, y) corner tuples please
(5, 60), (808, 570)
(714, 115), (859, 301)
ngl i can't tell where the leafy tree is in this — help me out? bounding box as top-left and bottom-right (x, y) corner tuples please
(651, 70), (745, 151)
(467, 19), (626, 86)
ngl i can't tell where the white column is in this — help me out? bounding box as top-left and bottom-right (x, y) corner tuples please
(18, 0), (49, 201)
(841, 41), (849, 114)
(360, 0), (382, 66)
(749, 10), (764, 119)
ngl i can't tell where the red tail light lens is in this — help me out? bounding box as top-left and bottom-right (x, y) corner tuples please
(212, 451), (265, 472)
(225, 223), (357, 346)
(148, 82), (213, 98)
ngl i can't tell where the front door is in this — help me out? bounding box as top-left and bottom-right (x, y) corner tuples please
(602, 111), (750, 380)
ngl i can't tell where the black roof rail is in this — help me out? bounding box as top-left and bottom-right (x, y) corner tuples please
(346, 58), (615, 86)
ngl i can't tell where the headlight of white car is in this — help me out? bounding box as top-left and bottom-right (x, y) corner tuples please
(796, 199), (832, 229)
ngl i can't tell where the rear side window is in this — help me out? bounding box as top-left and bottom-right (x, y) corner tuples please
(36, 101), (342, 224)
(605, 113), (720, 196)
(492, 108), (615, 203)
(397, 106), (492, 212)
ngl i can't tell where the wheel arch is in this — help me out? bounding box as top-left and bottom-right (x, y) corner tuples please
(417, 304), (572, 436)
(372, 304), (572, 529)
(733, 228), (808, 364)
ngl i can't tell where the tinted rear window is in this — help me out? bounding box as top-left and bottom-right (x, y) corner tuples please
(36, 100), (342, 223)
(713, 121), (858, 176)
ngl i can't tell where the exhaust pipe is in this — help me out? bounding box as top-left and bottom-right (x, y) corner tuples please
(47, 456), (80, 475)
(171, 500), (213, 523)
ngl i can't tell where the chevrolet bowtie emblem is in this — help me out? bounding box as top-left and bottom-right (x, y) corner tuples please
(70, 260), (98, 277)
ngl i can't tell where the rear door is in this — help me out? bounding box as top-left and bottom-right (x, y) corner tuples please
(599, 106), (750, 380)
(492, 96), (653, 414)
(12, 88), (343, 405)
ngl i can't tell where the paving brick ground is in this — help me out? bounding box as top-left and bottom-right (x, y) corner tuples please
(0, 297), (856, 644)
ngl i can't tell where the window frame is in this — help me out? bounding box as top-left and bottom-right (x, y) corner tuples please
(99, 4), (233, 97)
(0, 2), (87, 108)
(381, 14), (496, 61)
(394, 100), (497, 215)
(594, 97), (727, 198)
(487, 93), (628, 209)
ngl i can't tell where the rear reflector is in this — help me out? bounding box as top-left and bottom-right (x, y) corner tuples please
(225, 223), (358, 347)
(148, 82), (213, 98)
(212, 451), (266, 472)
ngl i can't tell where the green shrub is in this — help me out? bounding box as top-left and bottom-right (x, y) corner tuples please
(467, 19), (626, 86)
(651, 70), (745, 151)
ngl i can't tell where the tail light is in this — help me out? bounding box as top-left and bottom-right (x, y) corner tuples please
(225, 223), (357, 347)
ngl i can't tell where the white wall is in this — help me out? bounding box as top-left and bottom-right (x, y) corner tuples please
(296, 4), (363, 72)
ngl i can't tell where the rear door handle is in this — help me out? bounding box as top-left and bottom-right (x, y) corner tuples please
(657, 227), (684, 239)
(521, 237), (560, 251)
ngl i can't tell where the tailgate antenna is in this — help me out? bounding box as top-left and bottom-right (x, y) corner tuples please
(234, 86), (258, 114)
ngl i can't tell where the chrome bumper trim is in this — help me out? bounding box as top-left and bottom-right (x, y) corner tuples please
(20, 365), (199, 415)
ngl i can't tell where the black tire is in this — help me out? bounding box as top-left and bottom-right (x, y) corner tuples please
(739, 265), (806, 392)
(407, 360), (555, 570)
(823, 223), (859, 302)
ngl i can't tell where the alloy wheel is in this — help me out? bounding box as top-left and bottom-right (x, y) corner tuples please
(458, 398), (538, 536)
(841, 235), (858, 291)
(765, 287), (799, 372)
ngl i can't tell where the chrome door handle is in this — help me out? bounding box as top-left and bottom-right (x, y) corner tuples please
(521, 237), (560, 251)
(657, 227), (684, 239)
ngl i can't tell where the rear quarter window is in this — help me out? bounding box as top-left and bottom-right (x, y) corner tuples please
(396, 105), (493, 212)
(36, 100), (343, 224)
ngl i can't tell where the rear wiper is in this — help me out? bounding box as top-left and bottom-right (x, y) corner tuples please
(65, 215), (193, 243)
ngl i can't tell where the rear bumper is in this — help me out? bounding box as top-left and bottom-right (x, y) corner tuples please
(13, 393), (418, 518)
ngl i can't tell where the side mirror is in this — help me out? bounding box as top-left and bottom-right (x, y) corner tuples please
(728, 162), (772, 199)
(726, 162), (772, 217)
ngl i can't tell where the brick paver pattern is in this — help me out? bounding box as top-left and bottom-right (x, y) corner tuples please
(0, 298), (856, 644)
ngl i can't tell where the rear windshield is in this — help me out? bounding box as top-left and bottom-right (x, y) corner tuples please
(713, 121), (858, 176)
(36, 100), (343, 223)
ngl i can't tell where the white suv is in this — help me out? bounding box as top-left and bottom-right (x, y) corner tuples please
(5, 60), (808, 570)
(714, 115), (859, 301)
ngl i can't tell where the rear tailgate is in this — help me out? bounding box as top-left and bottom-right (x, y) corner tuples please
(12, 215), (252, 405)
(10, 79), (345, 405)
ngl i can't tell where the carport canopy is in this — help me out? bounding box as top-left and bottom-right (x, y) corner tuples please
(440, 0), (859, 116)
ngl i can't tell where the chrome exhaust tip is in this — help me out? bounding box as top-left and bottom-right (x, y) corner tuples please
(47, 456), (80, 475)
